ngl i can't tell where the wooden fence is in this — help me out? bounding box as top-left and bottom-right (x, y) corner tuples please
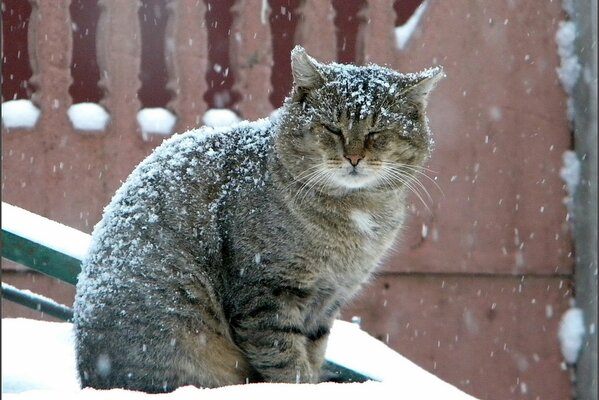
(2, 1), (576, 399)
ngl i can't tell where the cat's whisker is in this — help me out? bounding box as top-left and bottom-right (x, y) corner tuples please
(298, 168), (333, 205)
(382, 166), (430, 198)
(380, 161), (444, 196)
(293, 168), (330, 205)
(286, 163), (329, 189)
(380, 168), (431, 211)
(381, 163), (440, 198)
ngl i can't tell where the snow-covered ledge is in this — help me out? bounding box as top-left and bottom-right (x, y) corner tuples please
(1, 203), (477, 399)
(136, 108), (177, 141)
(1, 202), (90, 261)
(1, 318), (478, 399)
(1, 100), (41, 129)
(202, 108), (241, 128)
(67, 103), (110, 132)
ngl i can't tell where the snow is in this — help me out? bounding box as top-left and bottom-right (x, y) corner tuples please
(2, 318), (478, 399)
(394, 1), (428, 50)
(202, 108), (241, 128)
(1, 283), (72, 312)
(555, 1), (581, 122)
(555, 21), (581, 93)
(136, 108), (177, 139)
(1, 319), (79, 393)
(1, 99), (41, 129)
(67, 103), (110, 131)
(558, 307), (586, 364)
(1, 202), (91, 261)
(260, 0), (270, 25)
(559, 150), (580, 210)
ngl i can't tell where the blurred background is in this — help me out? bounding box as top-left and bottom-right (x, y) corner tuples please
(2, 1), (597, 399)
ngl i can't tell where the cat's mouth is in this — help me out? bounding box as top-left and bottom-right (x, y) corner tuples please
(329, 164), (379, 190)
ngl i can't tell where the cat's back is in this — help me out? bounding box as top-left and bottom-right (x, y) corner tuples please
(75, 118), (274, 316)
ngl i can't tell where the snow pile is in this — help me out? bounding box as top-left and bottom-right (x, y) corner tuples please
(1, 318), (478, 399)
(1, 99), (41, 129)
(1, 319), (79, 393)
(559, 150), (581, 211)
(558, 307), (586, 364)
(1, 202), (91, 261)
(136, 108), (177, 139)
(394, 1), (428, 50)
(67, 103), (110, 131)
(202, 109), (241, 128)
(555, 2), (580, 122)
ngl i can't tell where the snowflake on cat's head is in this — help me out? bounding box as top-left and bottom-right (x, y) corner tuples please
(288, 45), (444, 134)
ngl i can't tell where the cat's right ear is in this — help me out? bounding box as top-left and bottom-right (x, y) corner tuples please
(290, 46), (324, 102)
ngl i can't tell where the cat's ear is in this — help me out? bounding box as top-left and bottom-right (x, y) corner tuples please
(401, 66), (445, 109)
(290, 45), (325, 102)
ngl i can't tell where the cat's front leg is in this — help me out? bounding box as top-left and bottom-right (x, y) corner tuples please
(230, 314), (317, 383)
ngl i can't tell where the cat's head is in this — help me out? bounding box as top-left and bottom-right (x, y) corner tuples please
(275, 45), (444, 194)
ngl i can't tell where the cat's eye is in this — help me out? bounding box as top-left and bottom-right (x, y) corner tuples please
(367, 130), (384, 139)
(323, 124), (343, 136)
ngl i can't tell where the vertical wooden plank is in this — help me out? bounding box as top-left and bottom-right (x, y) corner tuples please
(342, 275), (573, 400)
(361, 0), (395, 66)
(296, 0), (336, 63)
(383, 0), (573, 275)
(28, 0), (73, 126)
(165, 0), (209, 132)
(26, 0), (75, 222)
(230, 0), (273, 120)
(96, 0), (155, 210)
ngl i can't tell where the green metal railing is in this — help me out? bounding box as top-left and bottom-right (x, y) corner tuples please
(1, 227), (81, 321)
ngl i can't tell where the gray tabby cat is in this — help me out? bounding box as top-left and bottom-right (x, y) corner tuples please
(74, 46), (443, 392)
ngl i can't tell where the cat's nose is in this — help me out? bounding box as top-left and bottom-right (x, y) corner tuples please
(344, 154), (363, 167)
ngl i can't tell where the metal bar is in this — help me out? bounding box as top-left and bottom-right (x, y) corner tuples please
(1, 283), (73, 321)
(322, 360), (372, 383)
(1, 229), (81, 285)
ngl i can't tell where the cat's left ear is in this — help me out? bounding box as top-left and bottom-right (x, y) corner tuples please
(290, 45), (325, 102)
(401, 66), (445, 109)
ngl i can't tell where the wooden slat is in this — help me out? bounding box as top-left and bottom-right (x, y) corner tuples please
(342, 274), (573, 400)
(96, 0), (158, 210)
(296, 0), (336, 63)
(382, 0), (573, 274)
(166, 0), (209, 132)
(230, 0), (274, 120)
(361, 0), (396, 66)
(28, 0), (73, 128)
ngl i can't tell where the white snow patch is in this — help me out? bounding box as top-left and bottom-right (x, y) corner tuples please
(136, 108), (177, 140)
(1, 100), (41, 129)
(555, 21), (581, 93)
(1, 318), (478, 399)
(260, 0), (270, 25)
(1, 319), (79, 393)
(555, 1), (580, 122)
(1, 202), (91, 261)
(202, 109), (241, 128)
(394, 1), (428, 50)
(67, 103), (110, 131)
(558, 307), (585, 364)
(559, 150), (580, 211)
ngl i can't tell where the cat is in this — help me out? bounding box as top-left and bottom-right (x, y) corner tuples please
(73, 45), (443, 392)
